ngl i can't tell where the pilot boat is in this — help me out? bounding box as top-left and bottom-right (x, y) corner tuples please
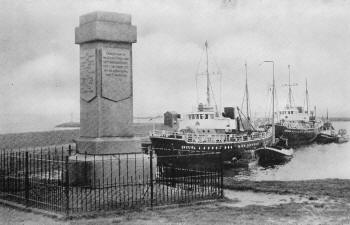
(275, 66), (321, 147)
(150, 42), (272, 163)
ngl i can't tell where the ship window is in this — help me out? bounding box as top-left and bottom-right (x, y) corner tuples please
(196, 114), (199, 119)
(205, 114), (208, 119)
(200, 114), (203, 119)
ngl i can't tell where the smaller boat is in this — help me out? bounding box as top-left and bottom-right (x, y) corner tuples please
(255, 61), (294, 165)
(316, 111), (349, 144)
(316, 120), (337, 144)
(336, 129), (349, 144)
(255, 143), (293, 165)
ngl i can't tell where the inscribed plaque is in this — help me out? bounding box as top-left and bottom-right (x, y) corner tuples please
(101, 48), (131, 101)
(80, 48), (96, 102)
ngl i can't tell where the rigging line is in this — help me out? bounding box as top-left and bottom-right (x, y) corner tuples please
(241, 90), (246, 112)
(209, 77), (218, 112)
(208, 47), (223, 75)
(275, 85), (279, 121)
(238, 106), (256, 131)
(208, 46), (223, 111)
(195, 44), (206, 105)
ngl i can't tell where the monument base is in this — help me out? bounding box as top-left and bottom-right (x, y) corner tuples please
(68, 153), (155, 188)
(76, 136), (142, 154)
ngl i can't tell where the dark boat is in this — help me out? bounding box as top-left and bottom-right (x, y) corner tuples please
(274, 66), (321, 147)
(316, 127), (349, 144)
(150, 129), (272, 161)
(255, 145), (293, 165)
(316, 132), (337, 144)
(275, 122), (319, 146)
(316, 112), (337, 144)
(150, 42), (272, 163)
(316, 111), (349, 144)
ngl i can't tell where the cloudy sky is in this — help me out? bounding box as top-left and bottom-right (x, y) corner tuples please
(0, 0), (349, 133)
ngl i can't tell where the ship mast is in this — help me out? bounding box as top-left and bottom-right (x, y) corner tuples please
(305, 78), (310, 114)
(263, 60), (275, 144)
(288, 65), (292, 107)
(272, 63), (275, 144)
(245, 62), (250, 121)
(283, 65), (298, 108)
(205, 41), (210, 106)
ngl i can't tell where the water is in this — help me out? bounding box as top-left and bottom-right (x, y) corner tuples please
(227, 121), (350, 181)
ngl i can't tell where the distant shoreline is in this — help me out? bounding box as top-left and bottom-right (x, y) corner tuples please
(329, 118), (350, 121)
(0, 123), (172, 149)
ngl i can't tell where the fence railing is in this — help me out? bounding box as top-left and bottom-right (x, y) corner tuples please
(0, 145), (223, 217)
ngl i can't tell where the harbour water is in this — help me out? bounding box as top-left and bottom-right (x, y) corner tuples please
(226, 121), (350, 181)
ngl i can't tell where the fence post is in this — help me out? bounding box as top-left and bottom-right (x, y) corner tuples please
(149, 150), (154, 208)
(25, 151), (29, 207)
(65, 155), (70, 217)
(68, 145), (72, 156)
(220, 151), (224, 198)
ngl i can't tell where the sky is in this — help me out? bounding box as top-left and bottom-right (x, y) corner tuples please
(0, 0), (349, 133)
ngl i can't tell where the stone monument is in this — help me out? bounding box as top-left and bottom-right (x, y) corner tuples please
(75, 11), (139, 154)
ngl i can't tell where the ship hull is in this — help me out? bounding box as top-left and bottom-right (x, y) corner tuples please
(255, 147), (293, 165)
(275, 124), (319, 147)
(315, 133), (337, 144)
(336, 136), (349, 144)
(150, 135), (272, 163)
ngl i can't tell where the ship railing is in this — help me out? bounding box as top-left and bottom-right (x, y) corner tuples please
(149, 130), (185, 139)
(150, 130), (270, 143)
(283, 122), (318, 130)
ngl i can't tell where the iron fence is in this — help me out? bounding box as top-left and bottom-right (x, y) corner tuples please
(0, 145), (223, 217)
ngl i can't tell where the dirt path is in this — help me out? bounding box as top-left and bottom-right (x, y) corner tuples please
(1, 180), (350, 225)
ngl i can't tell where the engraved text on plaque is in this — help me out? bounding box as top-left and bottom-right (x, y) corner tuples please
(80, 48), (96, 102)
(101, 48), (131, 101)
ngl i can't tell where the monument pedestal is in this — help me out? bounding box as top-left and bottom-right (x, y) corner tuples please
(71, 11), (140, 187)
(75, 11), (138, 154)
(68, 153), (155, 188)
(76, 137), (142, 154)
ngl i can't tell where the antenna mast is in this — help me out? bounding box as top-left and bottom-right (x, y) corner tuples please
(305, 78), (310, 114)
(245, 62), (250, 120)
(205, 41), (210, 106)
